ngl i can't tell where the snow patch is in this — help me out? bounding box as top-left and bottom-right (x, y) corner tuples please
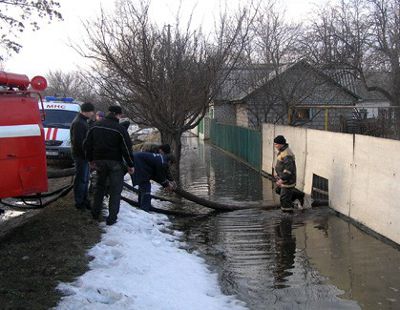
(0, 209), (25, 221)
(57, 199), (247, 310)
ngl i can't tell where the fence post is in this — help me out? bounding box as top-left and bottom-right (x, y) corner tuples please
(324, 108), (329, 130)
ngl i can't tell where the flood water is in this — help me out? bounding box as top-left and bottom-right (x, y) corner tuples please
(170, 137), (400, 310)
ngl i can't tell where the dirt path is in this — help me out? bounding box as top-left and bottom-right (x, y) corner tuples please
(0, 192), (102, 309)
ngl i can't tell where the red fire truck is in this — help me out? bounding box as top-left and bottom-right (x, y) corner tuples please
(0, 71), (48, 199)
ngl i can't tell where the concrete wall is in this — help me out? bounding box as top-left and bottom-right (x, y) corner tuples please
(190, 127), (198, 136)
(262, 124), (275, 173)
(351, 135), (400, 243)
(262, 124), (400, 244)
(303, 130), (354, 216)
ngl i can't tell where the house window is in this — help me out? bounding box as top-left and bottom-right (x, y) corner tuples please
(294, 108), (310, 121)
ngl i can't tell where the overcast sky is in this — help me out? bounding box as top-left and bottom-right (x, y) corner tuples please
(4, 0), (323, 79)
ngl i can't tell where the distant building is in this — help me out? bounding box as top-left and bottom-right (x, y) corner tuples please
(211, 60), (360, 131)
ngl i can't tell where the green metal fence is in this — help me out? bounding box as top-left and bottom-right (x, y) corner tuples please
(210, 120), (262, 170)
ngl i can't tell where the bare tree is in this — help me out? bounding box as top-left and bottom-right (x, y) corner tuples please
(0, 0), (62, 59)
(303, 0), (400, 137)
(251, 0), (302, 66)
(45, 70), (77, 97)
(77, 0), (256, 175)
(45, 70), (112, 111)
(234, 0), (325, 129)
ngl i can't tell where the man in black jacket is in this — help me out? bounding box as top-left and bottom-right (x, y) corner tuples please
(70, 102), (95, 210)
(84, 105), (134, 225)
(273, 135), (305, 212)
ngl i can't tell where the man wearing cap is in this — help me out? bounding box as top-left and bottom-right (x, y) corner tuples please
(273, 135), (305, 212)
(70, 102), (95, 210)
(84, 105), (134, 225)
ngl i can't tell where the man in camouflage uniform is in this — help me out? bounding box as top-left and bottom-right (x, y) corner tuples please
(273, 135), (304, 212)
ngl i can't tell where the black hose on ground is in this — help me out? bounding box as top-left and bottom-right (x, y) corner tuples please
(0, 185), (73, 210)
(173, 187), (281, 211)
(51, 166), (283, 212)
(123, 182), (181, 204)
(14, 184), (72, 199)
(120, 196), (198, 217)
(47, 167), (75, 179)
(123, 182), (281, 212)
(1, 166), (75, 209)
(53, 166), (281, 212)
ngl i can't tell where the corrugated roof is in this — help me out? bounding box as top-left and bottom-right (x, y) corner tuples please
(322, 67), (389, 101)
(215, 61), (370, 104)
(241, 60), (360, 102)
(214, 64), (274, 101)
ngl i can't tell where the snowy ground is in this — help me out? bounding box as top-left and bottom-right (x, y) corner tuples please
(56, 189), (247, 310)
(0, 209), (25, 221)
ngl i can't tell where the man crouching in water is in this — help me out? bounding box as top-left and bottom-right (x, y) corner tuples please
(273, 135), (305, 212)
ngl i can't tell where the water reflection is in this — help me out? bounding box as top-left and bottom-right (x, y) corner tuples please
(273, 216), (296, 289)
(173, 137), (400, 310)
(180, 137), (277, 204)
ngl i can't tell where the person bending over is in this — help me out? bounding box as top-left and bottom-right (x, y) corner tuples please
(132, 151), (175, 212)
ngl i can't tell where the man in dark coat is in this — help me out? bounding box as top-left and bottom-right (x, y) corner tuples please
(70, 102), (95, 210)
(84, 105), (134, 225)
(132, 151), (175, 212)
(273, 135), (305, 212)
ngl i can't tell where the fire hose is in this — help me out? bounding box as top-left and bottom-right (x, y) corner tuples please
(122, 182), (281, 212)
(0, 168), (75, 210)
(44, 167), (283, 212)
(3, 166), (310, 212)
(0, 184), (73, 210)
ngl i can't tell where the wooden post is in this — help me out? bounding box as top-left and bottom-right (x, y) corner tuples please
(324, 108), (329, 130)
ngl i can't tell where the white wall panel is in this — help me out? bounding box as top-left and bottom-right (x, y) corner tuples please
(351, 135), (400, 243)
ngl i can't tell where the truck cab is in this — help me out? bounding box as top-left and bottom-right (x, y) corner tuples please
(42, 96), (81, 162)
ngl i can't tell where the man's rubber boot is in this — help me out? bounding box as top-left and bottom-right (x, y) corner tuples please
(299, 193), (305, 208)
